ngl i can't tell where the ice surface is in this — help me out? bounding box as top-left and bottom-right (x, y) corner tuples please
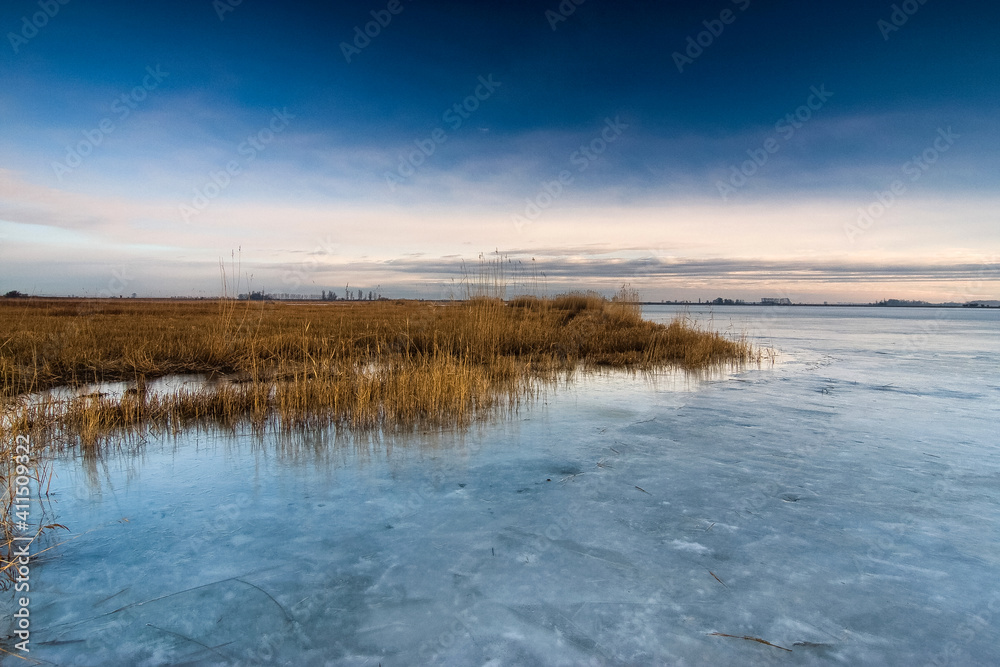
(4, 306), (999, 665)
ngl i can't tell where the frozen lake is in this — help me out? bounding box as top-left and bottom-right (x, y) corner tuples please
(6, 306), (999, 665)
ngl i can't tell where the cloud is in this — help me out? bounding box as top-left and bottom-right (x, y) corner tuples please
(367, 253), (1000, 284)
(0, 169), (180, 233)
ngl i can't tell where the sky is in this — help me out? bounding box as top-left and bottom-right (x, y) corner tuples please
(1, 0), (998, 302)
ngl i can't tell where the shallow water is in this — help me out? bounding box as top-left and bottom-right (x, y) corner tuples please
(5, 306), (999, 665)
(24, 373), (220, 401)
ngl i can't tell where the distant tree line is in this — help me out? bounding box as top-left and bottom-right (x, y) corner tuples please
(321, 285), (383, 301)
(875, 299), (930, 307)
(236, 286), (385, 302)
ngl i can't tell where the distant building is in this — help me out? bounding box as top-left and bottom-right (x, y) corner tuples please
(761, 297), (792, 305)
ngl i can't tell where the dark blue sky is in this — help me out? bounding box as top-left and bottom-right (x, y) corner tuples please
(2, 0), (998, 300)
(10, 1), (998, 134)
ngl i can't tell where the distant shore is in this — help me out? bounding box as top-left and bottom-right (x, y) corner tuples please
(2, 294), (997, 308)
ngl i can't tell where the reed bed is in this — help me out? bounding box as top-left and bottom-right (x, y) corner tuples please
(0, 292), (761, 442)
(0, 292), (762, 449)
(0, 290), (762, 585)
(1, 291), (756, 404)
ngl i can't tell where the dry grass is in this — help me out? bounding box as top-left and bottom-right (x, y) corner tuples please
(1, 293), (753, 409)
(0, 292), (760, 442)
(1, 291), (756, 405)
(0, 290), (763, 453)
(0, 288), (762, 584)
(0, 291), (762, 451)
